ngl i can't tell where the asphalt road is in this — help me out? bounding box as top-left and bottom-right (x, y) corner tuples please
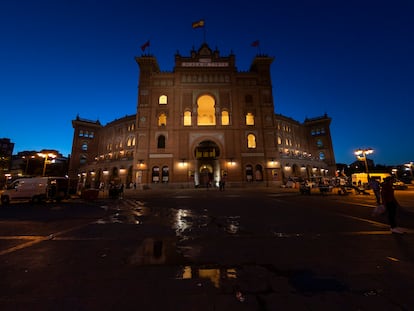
(1, 185), (414, 310)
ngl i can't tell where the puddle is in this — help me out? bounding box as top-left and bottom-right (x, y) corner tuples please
(96, 200), (151, 224)
(171, 208), (241, 238)
(176, 265), (238, 288)
(175, 264), (349, 296)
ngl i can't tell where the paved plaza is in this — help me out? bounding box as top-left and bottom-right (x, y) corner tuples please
(1, 184), (413, 310)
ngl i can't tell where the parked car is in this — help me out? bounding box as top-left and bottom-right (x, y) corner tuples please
(393, 179), (408, 190)
(0, 176), (69, 205)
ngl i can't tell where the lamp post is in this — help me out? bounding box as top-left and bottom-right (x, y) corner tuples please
(37, 153), (57, 176)
(354, 148), (373, 176)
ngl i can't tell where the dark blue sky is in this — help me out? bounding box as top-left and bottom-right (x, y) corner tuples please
(1, 0), (413, 165)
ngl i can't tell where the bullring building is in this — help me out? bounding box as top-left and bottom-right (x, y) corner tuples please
(69, 43), (336, 189)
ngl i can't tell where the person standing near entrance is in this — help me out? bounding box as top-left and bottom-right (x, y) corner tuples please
(381, 176), (404, 234)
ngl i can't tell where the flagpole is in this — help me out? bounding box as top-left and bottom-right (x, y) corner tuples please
(203, 18), (206, 43)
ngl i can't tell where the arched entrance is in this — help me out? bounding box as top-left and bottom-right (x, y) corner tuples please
(194, 140), (220, 187)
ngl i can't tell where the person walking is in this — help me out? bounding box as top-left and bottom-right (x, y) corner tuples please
(381, 176), (404, 234)
(369, 177), (381, 204)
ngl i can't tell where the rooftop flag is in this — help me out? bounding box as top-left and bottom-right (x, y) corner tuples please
(192, 19), (205, 29)
(251, 40), (260, 47)
(141, 40), (150, 52)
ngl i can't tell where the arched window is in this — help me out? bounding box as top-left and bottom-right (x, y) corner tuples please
(197, 95), (216, 126)
(162, 166), (169, 183)
(158, 113), (167, 126)
(317, 139), (324, 148)
(157, 135), (166, 149)
(127, 136), (136, 147)
(319, 151), (326, 160)
(221, 110), (229, 125)
(159, 95), (167, 105)
(246, 112), (255, 125)
(277, 136), (282, 145)
(80, 154), (87, 164)
(184, 111), (192, 126)
(255, 164), (263, 181)
(152, 166), (160, 183)
(247, 134), (256, 149)
(246, 165), (253, 182)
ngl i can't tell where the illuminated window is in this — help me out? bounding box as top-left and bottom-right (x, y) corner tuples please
(184, 111), (192, 126)
(247, 134), (256, 149)
(246, 112), (254, 125)
(159, 95), (167, 105)
(158, 113), (167, 126)
(221, 111), (229, 125)
(277, 136), (282, 145)
(197, 95), (216, 126)
(127, 136), (136, 147)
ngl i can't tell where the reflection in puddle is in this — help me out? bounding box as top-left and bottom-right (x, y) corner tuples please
(226, 216), (240, 234)
(172, 208), (241, 238)
(129, 238), (177, 265)
(172, 209), (210, 238)
(177, 266), (238, 288)
(96, 200), (150, 224)
(273, 231), (304, 238)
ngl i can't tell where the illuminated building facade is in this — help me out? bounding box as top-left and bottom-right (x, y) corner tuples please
(69, 43), (335, 189)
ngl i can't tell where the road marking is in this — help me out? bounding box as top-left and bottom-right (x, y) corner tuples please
(0, 236), (49, 256)
(0, 220), (95, 257)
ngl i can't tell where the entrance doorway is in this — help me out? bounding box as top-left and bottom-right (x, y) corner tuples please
(199, 164), (213, 187)
(194, 140), (220, 188)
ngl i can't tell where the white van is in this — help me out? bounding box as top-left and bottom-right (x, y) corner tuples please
(0, 177), (69, 205)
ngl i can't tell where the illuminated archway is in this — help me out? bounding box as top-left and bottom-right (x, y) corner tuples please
(197, 95), (216, 125)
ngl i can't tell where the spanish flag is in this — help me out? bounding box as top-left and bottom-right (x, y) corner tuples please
(141, 40), (150, 52)
(251, 40), (260, 47)
(192, 19), (205, 29)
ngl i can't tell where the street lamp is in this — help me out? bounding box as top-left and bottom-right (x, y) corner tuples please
(22, 155), (35, 175)
(37, 153), (57, 176)
(354, 148), (373, 175)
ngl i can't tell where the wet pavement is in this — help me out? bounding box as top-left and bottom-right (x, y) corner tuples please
(0, 185), (414, 310)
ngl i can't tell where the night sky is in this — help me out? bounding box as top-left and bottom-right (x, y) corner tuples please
(1, 0), (413, 165)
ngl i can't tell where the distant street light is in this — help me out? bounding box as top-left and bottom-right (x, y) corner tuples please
(354, 148), (374, 176)
(37, 153), (57, 176)
(405, 162), (414, 178)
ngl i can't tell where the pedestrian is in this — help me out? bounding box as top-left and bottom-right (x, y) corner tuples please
(368, 177), (381, 204)
(381, 176), (404, 234)
(119, 183), (124, 199)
